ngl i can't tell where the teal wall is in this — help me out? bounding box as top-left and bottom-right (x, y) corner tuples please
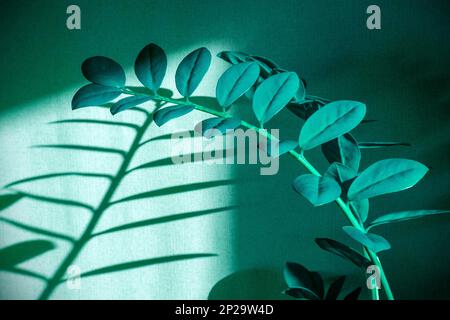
(0, 0), (449, 299)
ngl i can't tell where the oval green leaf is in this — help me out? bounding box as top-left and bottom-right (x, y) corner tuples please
(342, 226), (391, 253)
(0, 240), (55, 268)
(368, 209), (450, 230)
(358, 141), (411, 149)
(217, 51), (250, 65)
(315, 238), (371, 268)
(216, 62), (260, 109)
(350, 199), (370, 223)
(252, 72), (300, 125)
(293, 174), (341, 206)
(324, 162), (356, 183)
(134, 43), (167, 91)
(284, 262), (321, 300)
(176, 47), (212, 97)
(153, 104), (194, 127)
(325, 276), (346, 300)
(111, 95), (153, 115)
(299, 101), (366, 150)
(72, 84), (122, 110)
(195, 117), (241, 139)
(260, 139), (298, 158)
(322, 133), (361, 174)
(347, 158), (429, 201)
(82, 56), (126, 88)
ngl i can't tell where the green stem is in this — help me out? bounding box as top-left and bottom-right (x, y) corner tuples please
(131, 90), (395, 300)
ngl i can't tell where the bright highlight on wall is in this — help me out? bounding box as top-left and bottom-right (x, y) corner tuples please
(0, 43), (238, 299)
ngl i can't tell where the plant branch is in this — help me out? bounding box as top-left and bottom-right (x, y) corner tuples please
(146, 90), (395, 300)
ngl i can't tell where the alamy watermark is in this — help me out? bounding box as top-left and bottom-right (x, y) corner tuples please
(170, 126), (280, 176)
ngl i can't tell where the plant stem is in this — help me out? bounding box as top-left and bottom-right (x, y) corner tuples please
(147, 91), (395, 300)
(38, 109), (155, 300)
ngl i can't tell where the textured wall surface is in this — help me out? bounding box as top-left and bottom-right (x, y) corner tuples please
(0, 0), (449, 299)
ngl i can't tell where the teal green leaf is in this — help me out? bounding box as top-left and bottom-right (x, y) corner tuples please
(250, 55), (279, 78)
(72, 84), (122, 109)
(134, 43), (167, 91)
(283, 288), (320, 300)
(195, 117), (241, 139)
(261, 139), (298, 158)
(111, 95), (153, 115)
(368, 210), (450, 230)
(325, 276), (346, 300)
(0, 194), (23, 212)
(153, 104), (194, 127)
(216, 62), (260, 109)
(324, 162), (356, 183)
(343, 226), (391, 253)
(176, 47), (212, 97)
(293, 174), (341, 206)
(0, 240), (55, 268)
(252, 72), (300, 125)
(287, 100), (323, 120)
(347, 158), (429, 201)
(81, 56), (126, 88)
(315, 238), (371, 268)
(358, 142), (411, 149)
(217, 51), (250, 65)
(283, 262), (321, 300)
(310, 272), (324, 299)
(350, 199), (370, 223)
(344, 287), (362, 300)
(322, 133), (360, 174)
(299, 101), (366, 150)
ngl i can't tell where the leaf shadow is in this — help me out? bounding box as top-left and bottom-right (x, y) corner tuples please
(1, 94), (234, 297)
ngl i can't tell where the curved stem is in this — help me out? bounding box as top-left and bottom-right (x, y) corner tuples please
(131, 90), (395, 300)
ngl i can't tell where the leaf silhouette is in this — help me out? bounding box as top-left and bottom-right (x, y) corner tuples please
(0, 217), (75, 242)
(315, 238), (371, 268)
(32, 144), (126, 157)
(325, 276), (346, 300)
(0, 240), (55, 269)
(127, 150), (233, 174)
(0, 193), (23, 211)
(50, 119), (139, 131)
(5, 172), (113, 188)
(109, 180), (235, 206)
(138, 130), (196, 148)
(10, 190), (95, 212)
(92, 206), (237, 238)
(74, 253), (217, 279)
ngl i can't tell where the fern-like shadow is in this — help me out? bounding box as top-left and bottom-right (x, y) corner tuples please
(1, 95), (233, 299)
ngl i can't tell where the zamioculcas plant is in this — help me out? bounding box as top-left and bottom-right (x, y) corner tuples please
(2, 43), (446, 300)
(69, 43), (449, 300)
